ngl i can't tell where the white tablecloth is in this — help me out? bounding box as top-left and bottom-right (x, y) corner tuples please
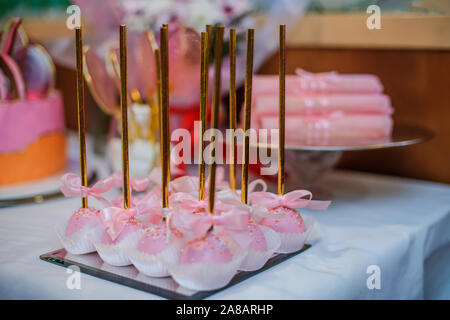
(1, 170), (449, 299)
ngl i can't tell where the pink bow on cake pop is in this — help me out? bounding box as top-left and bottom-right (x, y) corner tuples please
(169, 192), (233, 215)
(101, 192), (163, 241)
(215, 188), (275, 219)
(141, 165), (188, 190)
(170, 208), (250, 248)
(60, 173), (114, 206)
(250, 190), (331, 211)
(135, 192), (165, 223)
(170, 192), (208, 212)
(112, 171), (151, 192)
(101, 207), (137, 241)
(169, 166), (229, 194)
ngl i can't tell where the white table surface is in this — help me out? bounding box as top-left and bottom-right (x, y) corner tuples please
(1, 169), (449, 300)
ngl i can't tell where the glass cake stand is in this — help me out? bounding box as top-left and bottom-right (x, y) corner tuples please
(255, 124), (434, 194)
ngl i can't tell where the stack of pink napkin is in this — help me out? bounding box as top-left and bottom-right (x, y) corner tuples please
(249, 69), (393, 144)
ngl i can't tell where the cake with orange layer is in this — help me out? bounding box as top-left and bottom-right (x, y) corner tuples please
(0, 91), (66, 185)
(0, 18), (66, 185)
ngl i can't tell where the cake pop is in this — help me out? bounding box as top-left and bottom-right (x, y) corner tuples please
(251, 190), (329, 253)
(165, 27), (251, 291)
(123, 28), (179, 277)
(167, 206), (249, 290)
(213, 187), (281, 271)
(56, 173), (114, 254)
(93, 180), (163, 266)
(91, 25), (158, 266)
(125, 218), (179, 277)
(56, 27), (113, 255)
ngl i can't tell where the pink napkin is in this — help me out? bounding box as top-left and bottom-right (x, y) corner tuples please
(253, 93), (393, 116)
(253, 73), (383, 95)
(260, 113), (393, 139)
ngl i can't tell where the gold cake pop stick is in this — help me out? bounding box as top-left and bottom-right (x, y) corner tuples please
(206, 25), (213, 61)
(229, 28), (237, 190)
(206, 25), (212, 41)
(120, 25), (130, 209)
(199, 32), (209, 201)
(160, 26), (170, 208)
(207, 25), (224, 214)
(205, 25), (212, 123)
(278, 25), (286, 196)
(75, 27), (88, 209)
(163, 26), (171, 189)
(241, 29), (254, 205)
(146, 31), (159, 145)
(155, 49), (162, 169)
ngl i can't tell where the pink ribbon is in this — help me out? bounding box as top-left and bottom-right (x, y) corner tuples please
(295, 68), (339, 86)
(145, 165), (186, 188)
(295, 68), (340, 91)
(169, 176), (199, 194)
(169, 167), (229, 194)
(101, 207), (137, 241)
(111, 194), (140, 208)
(170, 190), (237, 214)
(60, 173), (113, 206)
(148, 167), (162, 185)
(170, 192), (208, 212)
(215, 188), (276, 219)
(250, 190), (331, 211)
(112, 172), (150, 192)
(170, 208), (250, 248)
(135, 191), (165, 224)
(101, 192), (163, 240)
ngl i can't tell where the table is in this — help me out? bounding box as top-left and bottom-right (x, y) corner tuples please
(1, 170), (449, 299)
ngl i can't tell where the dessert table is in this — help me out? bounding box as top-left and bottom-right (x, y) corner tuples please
(0, 169), (449, 300)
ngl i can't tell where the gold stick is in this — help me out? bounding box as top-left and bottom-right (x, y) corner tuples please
(206, 25), (213, 54)
(199, 32), (209, 201)
(75, 27), (88, 209)
(163, 27), (171, 190)
(160, 26), (170, 208)
(278, 25), (286, 196)
(208, 25), (224, 213)
(205, 25), (212, 123)
(229, 28), (237, 190)
(120, 25), (130, 209)
(241, 29), (254, 204)
(155, 49), (162, 169)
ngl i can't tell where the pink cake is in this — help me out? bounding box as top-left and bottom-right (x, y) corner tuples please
(0, 18), (66, 185)
(0, 91), (66, 185)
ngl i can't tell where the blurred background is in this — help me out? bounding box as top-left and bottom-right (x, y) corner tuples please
(1, 0), (449, 184)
